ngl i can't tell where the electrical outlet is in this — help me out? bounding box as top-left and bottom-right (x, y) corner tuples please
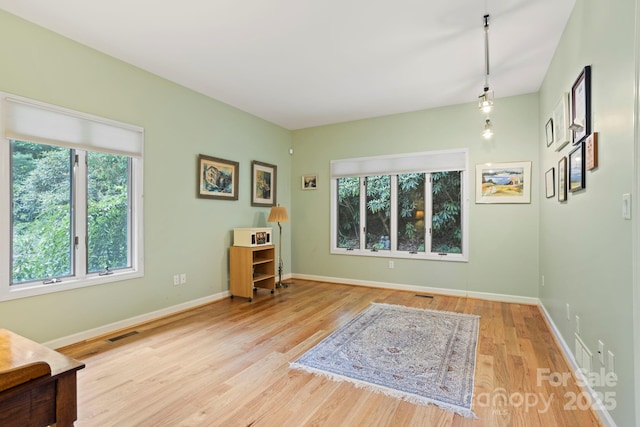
(622, 193), (631, 220)
(541, 275), (545, 287)
(173, 275), (180, 286)
(388, 261), (394, 269)
(566, 303), (570, 321)
(180, 273), (187, 284)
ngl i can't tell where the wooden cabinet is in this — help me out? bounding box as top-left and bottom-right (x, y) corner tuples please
(229, 245), (275, 302)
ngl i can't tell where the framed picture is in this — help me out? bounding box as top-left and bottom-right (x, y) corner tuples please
(553, 93), (570, 151)
(302, 174), (318, 190)
(475, 161), (532, 204)
(571, 66), (592, 145)
(251, 161), (277, 207)
(197, 154), (239, 200)
(545, 118), (554, 147)
(545, 168), (555, 198)
(558, 157), (567, 202)
(569, 143), (585, 192)
(585, 132), (598, 170)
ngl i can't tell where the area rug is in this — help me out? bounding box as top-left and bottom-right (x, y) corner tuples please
(290, 303), (479, 418)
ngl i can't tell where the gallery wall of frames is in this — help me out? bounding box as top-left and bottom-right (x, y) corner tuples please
(543, 65), (597, 202)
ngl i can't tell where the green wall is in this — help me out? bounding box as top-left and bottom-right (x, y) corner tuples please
(0, 2), (637, 424)
(291, 94), (540, 299)
(538, 0), (636, 425)
(0, 10), (292, 342)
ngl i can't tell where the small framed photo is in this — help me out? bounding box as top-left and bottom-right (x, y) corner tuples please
(545, 118), (554, 147)
(251, 161), (277, 207)
(585, 132), (598, 170)
(553, 93), (570, 151)
(197, 154), (239, 200)
(545, 167), (555, 198)
(302, 174), (318, 190)
(571, 66), (592, 145)
(476, 161), (532, 204)
(569, 143), (585, 192)
(558, 157), (567, 202)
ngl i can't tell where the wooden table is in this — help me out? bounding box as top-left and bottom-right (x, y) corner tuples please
(0, 328), (85, 427)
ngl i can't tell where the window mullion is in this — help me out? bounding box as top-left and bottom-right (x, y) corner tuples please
(390, 175), (398, 253)
(1, 140), (10, 293)
(360, 177), (367, 250)
(74, 150), (88, 278)
(426, 173), (433, 255)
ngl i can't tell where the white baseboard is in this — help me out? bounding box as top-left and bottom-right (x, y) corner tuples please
(291, 273), (540, 305)
(44, 290), (230, 349)
(42, 275), (617, 426)
(538, 302), (617, 427)
(45, 274), (533, 349)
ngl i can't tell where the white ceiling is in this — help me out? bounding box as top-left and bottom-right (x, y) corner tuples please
(0, 0), (574, 130)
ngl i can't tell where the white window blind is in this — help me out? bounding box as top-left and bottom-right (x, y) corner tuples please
(330, 149), (467, 178)
(2, 95), (143, 157)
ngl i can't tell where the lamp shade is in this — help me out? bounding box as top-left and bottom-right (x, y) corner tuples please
(268, 206), (289, 223)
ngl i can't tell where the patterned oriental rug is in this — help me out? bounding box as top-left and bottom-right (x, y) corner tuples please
(290, 303), (480, 418)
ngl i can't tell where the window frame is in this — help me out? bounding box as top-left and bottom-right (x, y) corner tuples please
(330, 149), (469, 262)
(0, 93), (144, 301)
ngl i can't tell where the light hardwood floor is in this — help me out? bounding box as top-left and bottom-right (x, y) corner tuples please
(59, 280), (602, 427)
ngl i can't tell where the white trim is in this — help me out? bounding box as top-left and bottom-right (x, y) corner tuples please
(465, 290), (538, 305)
(633, 2), (640, 426)
(0, 113), (145, 301)
(291, 273), (538, 305)
(331, 167), (469, 262)
(538, 303), (618, 427)
(292, 274), (614, 425)
(35, 274), (613, 427)
(43, 291), (231, 349)
(2, 269), (144, 301)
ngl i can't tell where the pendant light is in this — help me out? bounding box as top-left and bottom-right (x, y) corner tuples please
(479, 14), (494, 138)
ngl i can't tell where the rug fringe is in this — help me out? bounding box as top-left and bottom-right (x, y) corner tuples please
(290, 362), (478, 419)
(372, 302), (480, 320)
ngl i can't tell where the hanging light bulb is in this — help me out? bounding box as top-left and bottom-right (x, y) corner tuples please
(482, 118), (493, 139)
(478, 14), (495, 137)
(478, 87), (494, 114)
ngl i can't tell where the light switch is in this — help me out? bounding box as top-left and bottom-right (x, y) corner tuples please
(622, 193), (631, 220)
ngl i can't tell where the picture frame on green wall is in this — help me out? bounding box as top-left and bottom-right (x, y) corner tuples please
(302, 174), (318, 190)
(569, 143), (585, 192)
(545, 167), (555, 198)
(197, 154), (239, 200)
(553, 93), (570, 152)
(251, 161), (277, 207)
(545, 118), (554, 147)
(585, 132), (598, 170)
(558, 157), (567, 202)
(475, 161), (532, 204)
(570, 65), (592, 145)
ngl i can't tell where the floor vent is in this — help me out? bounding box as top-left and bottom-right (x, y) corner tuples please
(415, 294), (434, 299)
(107, 331), (139, 342)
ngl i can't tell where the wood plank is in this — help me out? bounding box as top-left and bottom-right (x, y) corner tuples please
(58, 279), (603, 426)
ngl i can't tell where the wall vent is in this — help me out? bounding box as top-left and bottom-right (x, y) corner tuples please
(107, 331), (139, 342)
(575, 333), (592, 373)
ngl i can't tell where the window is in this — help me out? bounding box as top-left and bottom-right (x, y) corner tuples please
(1, 94), (144, 301)
(331, 149), (468, 261)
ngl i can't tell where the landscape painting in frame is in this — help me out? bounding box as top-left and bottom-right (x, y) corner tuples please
(476, 161), (532, 204)
(197, 154), (239, 200)
(251, 161), (277, 207)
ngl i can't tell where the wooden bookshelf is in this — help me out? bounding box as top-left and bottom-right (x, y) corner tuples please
(229, 245), (275, 302)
